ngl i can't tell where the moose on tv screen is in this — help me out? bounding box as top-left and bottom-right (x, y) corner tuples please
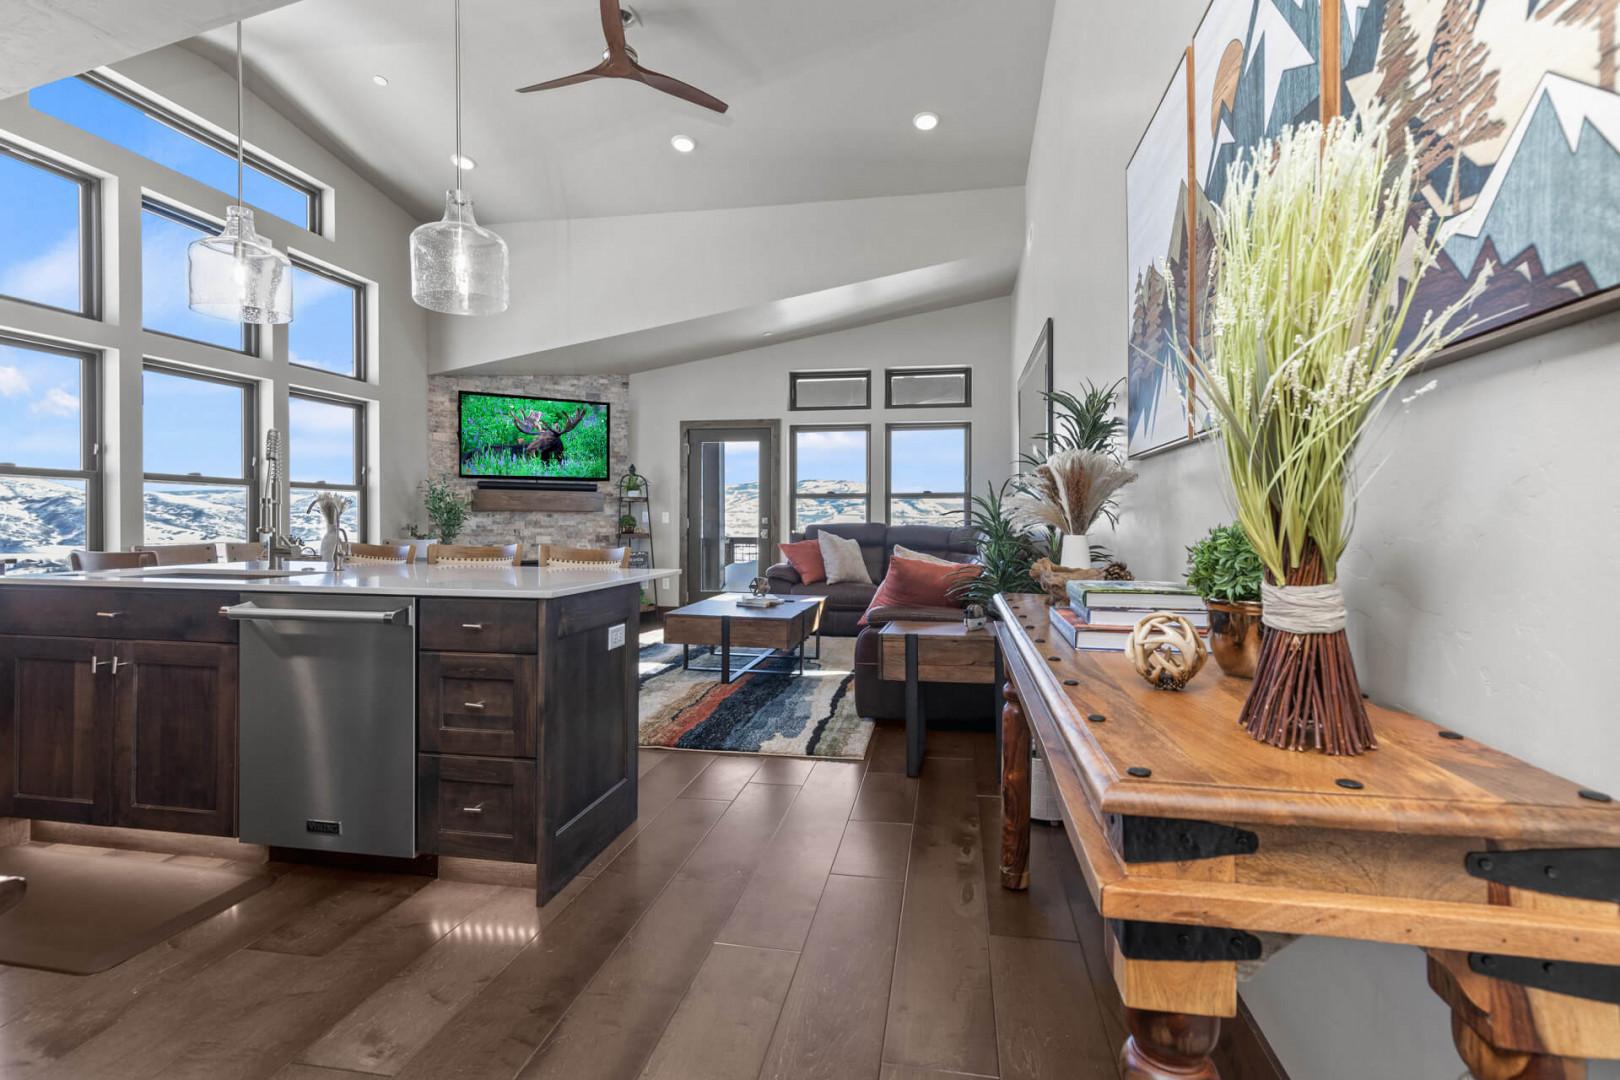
(458, 393), (611, 481)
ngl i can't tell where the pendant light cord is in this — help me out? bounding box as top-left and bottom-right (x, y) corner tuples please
(453, 0), (463, 198)
(235, 21), (245, 210)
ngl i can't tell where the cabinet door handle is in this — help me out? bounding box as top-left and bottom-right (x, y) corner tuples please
(95, 610), (125, 619)
(463, 700), (486, 710)
(91, 656), (109, 674)
(460, 622), (484, 630)
(460, 802), (486, 815)
(111, 657), (128, 675)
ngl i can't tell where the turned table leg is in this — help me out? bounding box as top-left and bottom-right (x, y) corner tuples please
(1000, 679), (1031, 890)
(1121, 1007), (1222, 1080)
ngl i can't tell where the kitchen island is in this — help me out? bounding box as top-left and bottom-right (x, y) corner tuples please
(0, 561), (677, 903)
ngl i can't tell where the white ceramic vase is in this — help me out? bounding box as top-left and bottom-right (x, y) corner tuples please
(1059, 532), (1092, 569)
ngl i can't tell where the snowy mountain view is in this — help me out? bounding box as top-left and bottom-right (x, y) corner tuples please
(722, 480), (964, 538)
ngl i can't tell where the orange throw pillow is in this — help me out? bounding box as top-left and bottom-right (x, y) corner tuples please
(778, 539), (826, 585)
(859, 556), (980, 626)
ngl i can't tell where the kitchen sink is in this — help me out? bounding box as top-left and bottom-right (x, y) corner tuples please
(130, 566), (329, 580)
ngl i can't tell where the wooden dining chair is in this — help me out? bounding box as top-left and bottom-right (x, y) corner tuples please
(71, 550), (158, 571)
(426, 543), (523, 566)
(347, 543), (414, 564)
(132, 542), (220, 566)
(539, 544), (631, 568)
(222, 541), (263, 562)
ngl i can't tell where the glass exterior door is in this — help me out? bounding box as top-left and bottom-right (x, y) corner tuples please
(684, 426), (775, 601)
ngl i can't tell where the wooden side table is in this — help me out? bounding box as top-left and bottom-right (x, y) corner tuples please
(878, 620), (1000, 777)
(991, 593), (1620, 1080)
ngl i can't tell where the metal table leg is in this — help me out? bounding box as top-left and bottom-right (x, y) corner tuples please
(905, 633), (925, 777)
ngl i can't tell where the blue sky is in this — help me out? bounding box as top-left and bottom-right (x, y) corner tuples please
(890, 427), (965, 492)
(0, 151), (82, 313)
(794, 429), (867, 490)
(0, 342), (82, 470)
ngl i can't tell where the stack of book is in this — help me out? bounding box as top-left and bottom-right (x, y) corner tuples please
(1048, 580), (1207, 651)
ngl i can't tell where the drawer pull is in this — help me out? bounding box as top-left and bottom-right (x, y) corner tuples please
(95, 610), (125, 619)
(460, 622), (485, 630)
(463, 701), (487, 710)
(460, 802), (486, 815)
(111, 657), (128, 675)
(91, 656), (110, 674)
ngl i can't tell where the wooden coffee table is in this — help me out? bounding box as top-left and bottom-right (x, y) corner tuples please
(879, 620), (1001, 777)
(662, 595), (825, 684)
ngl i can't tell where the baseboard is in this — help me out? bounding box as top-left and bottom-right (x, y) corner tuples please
(29, 821), (267, 862)
(437, 854), (536, 888)
(267, 846), (439, 877)
(0, 817), (29, 846)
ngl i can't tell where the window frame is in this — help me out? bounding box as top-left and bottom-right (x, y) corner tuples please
(139, 361), (258, 544)
(68, 72), (322, 234)
(0, 141), (101, 319)
(288, 389), (367, 542)
(0, 331), (103, 555)
(788, 369), (871, 412)
(885, 421), (970, 526)
(884, 365), (973, 410)
(789, 423), (872, 533)
(288, 257), (366, 381)
(140, 197), (259, 356)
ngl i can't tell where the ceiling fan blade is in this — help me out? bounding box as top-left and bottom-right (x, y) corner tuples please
(600, 0), (628, 58)
(516, 66), (607, 94)
(630, 62), (729, 113)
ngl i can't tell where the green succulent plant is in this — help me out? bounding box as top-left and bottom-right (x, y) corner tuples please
(1185, 523), (1263, 604)
(951, 480), (1043, 608)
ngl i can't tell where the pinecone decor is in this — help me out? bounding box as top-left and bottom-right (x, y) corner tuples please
(1103, 561), (1133, 581)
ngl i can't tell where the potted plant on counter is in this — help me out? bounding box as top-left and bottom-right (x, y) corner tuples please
(393, 477), (472, 560)
(1186, 524), (1263, 679)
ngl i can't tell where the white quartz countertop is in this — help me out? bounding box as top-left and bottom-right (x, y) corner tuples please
(0, 561), (680, 600)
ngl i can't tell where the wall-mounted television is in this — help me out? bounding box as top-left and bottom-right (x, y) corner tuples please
(457, 391), (611, 482)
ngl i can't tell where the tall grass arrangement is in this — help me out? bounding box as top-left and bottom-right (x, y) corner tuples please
(1186, 110), (1488, 754)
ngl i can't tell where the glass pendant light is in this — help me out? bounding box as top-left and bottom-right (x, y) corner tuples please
(410, 0), (509, 316)
(187, 22), (293, 324)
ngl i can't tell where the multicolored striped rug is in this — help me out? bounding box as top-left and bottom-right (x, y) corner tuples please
(637, 632), (873, 759)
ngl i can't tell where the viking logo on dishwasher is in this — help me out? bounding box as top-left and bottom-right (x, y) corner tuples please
(305, 819), (342, 835)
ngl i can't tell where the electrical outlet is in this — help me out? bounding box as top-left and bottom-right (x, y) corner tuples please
(660, 510), (670, 524)
(607, 623), (626, 651)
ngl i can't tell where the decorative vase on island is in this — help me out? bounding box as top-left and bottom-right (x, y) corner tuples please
(1058, 533), (1091, 570)
(1205, 600), (1262, 679)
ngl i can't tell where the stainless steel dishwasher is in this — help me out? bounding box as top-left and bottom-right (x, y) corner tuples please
(227, 593), (417, 857)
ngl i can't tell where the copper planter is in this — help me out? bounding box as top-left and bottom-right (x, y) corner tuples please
(1206, 600), (1262, 680)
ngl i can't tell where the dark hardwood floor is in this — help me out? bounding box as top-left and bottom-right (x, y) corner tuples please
(0, 726), (1277, 1079)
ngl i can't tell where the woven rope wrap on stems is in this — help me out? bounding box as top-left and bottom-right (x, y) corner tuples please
(1259, 583), (1346, 634)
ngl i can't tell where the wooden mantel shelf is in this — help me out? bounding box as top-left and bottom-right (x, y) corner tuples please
(471, 487), (605, 513)
(990, 592), (1620, 1080)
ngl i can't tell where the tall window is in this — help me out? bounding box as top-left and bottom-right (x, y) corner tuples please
(0, 145), (96, 316)
(887, 423), (968, 525)
(142, 200), (252, 353)
(0, 335), (98, 572)
(30, 75), (320, 231)
(141, 365), (254, 544)
(791, 426), (869, 531)
(288, 261), (363, 378)
(289, 392), (363, 541)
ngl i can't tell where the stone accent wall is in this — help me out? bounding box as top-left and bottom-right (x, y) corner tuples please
(423, 373), (630, 553)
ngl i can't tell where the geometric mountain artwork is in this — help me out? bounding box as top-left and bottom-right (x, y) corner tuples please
(1127, 0), (1619, 458)
(1127, 56), (1197, 457)
(1341, 0), (1620, 348)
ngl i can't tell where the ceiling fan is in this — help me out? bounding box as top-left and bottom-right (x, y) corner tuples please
(516, 0), (729, 114)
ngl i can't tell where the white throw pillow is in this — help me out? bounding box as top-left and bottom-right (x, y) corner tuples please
(817, 531), (873, 585)
(891, 544), (955, 566)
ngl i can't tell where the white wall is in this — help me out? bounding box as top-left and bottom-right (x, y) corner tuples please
(632, 297), (1012, 606)
(0, 41), (429, 545)
(1015, 3), (1620, 1078)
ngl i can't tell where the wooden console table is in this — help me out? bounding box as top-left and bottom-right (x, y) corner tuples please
(992, 593), (1620, 1079)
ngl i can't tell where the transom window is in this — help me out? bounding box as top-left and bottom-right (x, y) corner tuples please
(0, 334), (99, 572)
(30, 74), (320, 232)
(886, 366), (971, 409)
(791, 425), (870, 531)
(0, 144), (96, 317)
(789, 370), (870, 411)
(288, 261), (364, 379)
(887, 423), (969, 526)
(141, 365), (255, 545)
(289, 392), (364, 541)
(141, 199), (254, 354)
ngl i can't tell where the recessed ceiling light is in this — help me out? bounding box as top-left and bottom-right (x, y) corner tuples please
(912, 111), (940, 132)
(372, 74), (389, 87)
(449, 153), (477, 170)
(670, 134), (696, 153)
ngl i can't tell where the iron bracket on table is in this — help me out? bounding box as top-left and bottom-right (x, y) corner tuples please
(1111, 919), (1263, 963)
(1113, 815), (1260, 864)
(1464, 847), (1620, 904)
(1468, 952), (1620, 1005)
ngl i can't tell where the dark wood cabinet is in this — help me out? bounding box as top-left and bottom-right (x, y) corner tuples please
(419, 651), (536, 758)
(417, 753), (536, 863)
(0, 634), (237, 836)
(111, 640), (237, 836)
(0, 635), (110, 824)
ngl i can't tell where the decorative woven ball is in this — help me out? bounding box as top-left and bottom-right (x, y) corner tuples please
(1125, 612), (1208, 691)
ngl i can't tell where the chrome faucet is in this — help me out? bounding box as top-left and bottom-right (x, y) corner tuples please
(256, 429), (305, 568)
(327, 527), (351, 572)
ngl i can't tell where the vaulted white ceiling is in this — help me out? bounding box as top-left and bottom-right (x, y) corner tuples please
(192, 0), (1056, 224)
